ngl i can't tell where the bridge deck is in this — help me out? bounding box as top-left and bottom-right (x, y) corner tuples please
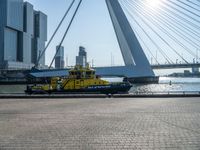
(152, 63), (200, 69)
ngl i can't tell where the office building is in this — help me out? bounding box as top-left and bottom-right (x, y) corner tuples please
(76, 46), (87, 67)
(32, 11), (47, 67)
(55, 46), (65, 69)
(0, 0), (47, 69)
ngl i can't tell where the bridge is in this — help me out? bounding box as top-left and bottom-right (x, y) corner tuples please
(152, 63), (200, 70)
(97, 63), (200, 70)
(30, 0), (200, 83)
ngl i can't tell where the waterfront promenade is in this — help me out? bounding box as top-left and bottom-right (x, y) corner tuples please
(0, 98), (200, 149)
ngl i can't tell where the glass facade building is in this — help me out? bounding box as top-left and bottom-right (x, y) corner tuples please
(76, 46), (87, 67)
(55, 46), (65, 69)
(0, 0), (47, 69)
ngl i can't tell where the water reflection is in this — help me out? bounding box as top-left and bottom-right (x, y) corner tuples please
(103, 77), (200, 93)
(130, 77), (200, 93)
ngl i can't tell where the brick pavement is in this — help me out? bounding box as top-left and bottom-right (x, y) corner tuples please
(0, 98), (200, 150)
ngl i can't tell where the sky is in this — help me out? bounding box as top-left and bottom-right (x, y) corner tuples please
(26, 0), (200, 75)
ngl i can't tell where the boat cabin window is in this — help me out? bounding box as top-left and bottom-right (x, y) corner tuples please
(69, 67), (96, 79)
(85, 71), (93, 78)
(86, 71), (92, 75)
(70, 72), (74, 76)
(76, 72), (81, 79)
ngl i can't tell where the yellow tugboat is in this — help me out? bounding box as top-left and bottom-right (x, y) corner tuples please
(25, 65), (132, 95)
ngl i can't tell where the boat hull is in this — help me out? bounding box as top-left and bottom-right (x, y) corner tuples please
(25, 83), (132, 95)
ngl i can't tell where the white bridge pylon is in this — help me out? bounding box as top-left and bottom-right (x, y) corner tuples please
(97, 0), (155, 77)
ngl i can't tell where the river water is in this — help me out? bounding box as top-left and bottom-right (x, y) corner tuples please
(0, 77), (200, 94)
(105, 77), (200, 93)
(130, 77), (200, 93)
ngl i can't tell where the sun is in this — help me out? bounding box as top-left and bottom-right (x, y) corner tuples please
(146, 0), (163, 8)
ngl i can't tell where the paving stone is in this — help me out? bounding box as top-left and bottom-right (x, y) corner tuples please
(0, 98), (200, 149)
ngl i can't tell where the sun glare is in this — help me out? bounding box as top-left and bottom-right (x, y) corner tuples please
(146, 0), (163, 8)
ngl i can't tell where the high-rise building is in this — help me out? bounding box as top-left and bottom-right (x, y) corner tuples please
(32, 11), (47, 67)
(0, 0), (47, 69)
(55, 46), (65, 69)
(76, 46), (87, 67)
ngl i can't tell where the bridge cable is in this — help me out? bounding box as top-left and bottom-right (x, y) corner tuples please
(127, 0), (198, 56)
(176, 0), (200, 13)
(164, 0), (200, 17)
(186, 0), (200, 8)
(162, 0), (200, 24)
(129, 16), (173, 64)
(158, 2), (200, 31)
(167, 0), (200, 18)
(35, 0), (75, 68)
(122, 6), (174, 64)
(126, 0), (195, 61)
(136, 0), (200, 41)
(49, 0), (83, 69)
(122, 0), (189, 63)
(133, 0), (200, 49)
(147, 4), (200, 43)
(119, 1), (174, 64)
